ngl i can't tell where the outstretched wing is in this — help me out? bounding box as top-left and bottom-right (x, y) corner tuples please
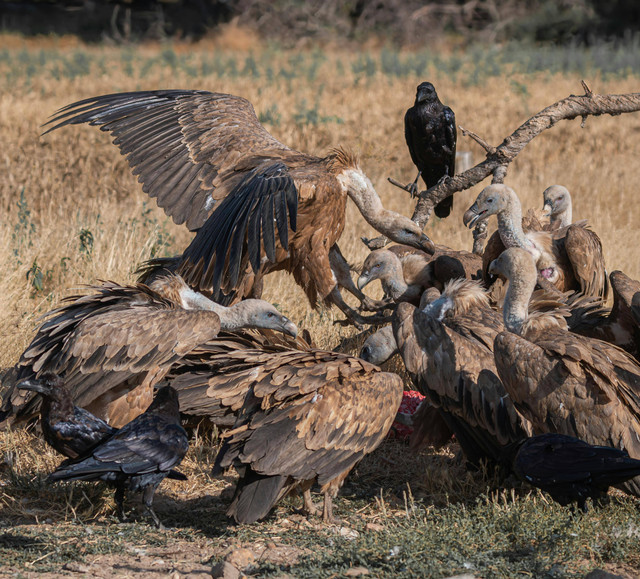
(178, 161), (298, 299)
(44, 90), (299, 231)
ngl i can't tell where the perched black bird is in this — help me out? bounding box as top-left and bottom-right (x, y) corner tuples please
(48, 386), (189, 528)
(507, 433), (640, 511)
(404, 82), (457, 218)
(17, 373), (116, 459)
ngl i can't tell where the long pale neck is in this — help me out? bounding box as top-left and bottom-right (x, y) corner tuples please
(180, 287), (226, 313)
(215, 304), (249, 331)
(550, 205), (572, 230)
(380, 256), (408, 299)
(345, 180), (389, 232)
(502, 273), (536, 335)
(497, 198), (530, 249)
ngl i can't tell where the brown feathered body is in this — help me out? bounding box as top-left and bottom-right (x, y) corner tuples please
(490, 248), (640, 497)
(392, 278), (531, 467)
(45, 91), (433, 324)
(3, 280), (224, 429)
(175, 331), (403, 523)
(571, 270), (640, 358)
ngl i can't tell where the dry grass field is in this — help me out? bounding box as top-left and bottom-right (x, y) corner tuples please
(0, 29), (640, 577)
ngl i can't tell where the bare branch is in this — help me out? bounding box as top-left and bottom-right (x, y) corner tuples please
(410, 85), (640, 229)
(387, 177), (413, 194)
(459, 126), (496, 154)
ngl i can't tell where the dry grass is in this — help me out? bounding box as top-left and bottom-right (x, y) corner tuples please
(0, 34), (640, 577)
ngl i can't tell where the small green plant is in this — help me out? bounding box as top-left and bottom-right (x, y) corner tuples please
(26, 258), (44, 292)
(12, 187), (35, 260)
(78, 228), (94, 257)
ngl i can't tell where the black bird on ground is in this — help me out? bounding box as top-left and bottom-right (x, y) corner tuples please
(404, 81), (457, 218)
(17, 372), (116, 459)
(47, 386), (189, 528)
(506, 433), (640, 511)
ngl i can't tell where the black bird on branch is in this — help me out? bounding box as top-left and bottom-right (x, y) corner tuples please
(404, 82), (457, 218)
(47, 386), (189, 528)
(506, 433), (640, 511)
(18, 372), (116, 459)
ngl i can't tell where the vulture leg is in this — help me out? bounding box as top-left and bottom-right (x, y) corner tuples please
(142, 484), (164, 530)
(329, 245), (389, 311)
(328, 287), (392, 328)
(322, 492), (335, 523)
(114, 482), (128, 522)
(301, 488), (319, 517)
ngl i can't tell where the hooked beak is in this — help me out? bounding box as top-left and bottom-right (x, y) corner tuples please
(17, 379), (47, 394)
(542, 203), (552, 217)
(357, 272), (372, 290)
(418, 233), (436, 255)
(463, 205), (486, 229)
(282, 319), (298, 338)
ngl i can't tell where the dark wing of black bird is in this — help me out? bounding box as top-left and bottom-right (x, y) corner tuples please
(511, 433), (640, 508)
(177, 162), (298, 301)
(45, 406), (116, 459)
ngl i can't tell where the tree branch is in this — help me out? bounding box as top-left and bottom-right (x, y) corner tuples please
(410, 84), (640, 229)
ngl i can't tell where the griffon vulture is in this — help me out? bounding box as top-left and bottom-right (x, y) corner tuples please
(490, 248), (640, 497)
(404, 82), (457, 218)
(542, 185), (572, 230)
(1, 274), (297, 429)
(45, 90), (435, 326)
(463, 184), (608, 300)
(48, 386), (188, 529)
(163, 330), (403, 523)
(392, 278), (531, 467)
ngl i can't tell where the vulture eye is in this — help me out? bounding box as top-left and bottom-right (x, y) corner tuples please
(486, 197), (494, 204)
(267, 312), (275, 318)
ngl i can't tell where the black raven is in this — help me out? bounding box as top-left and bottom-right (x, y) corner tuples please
(508, 433), (640, 511)
(48, 386), (189, 528)
(404, 82), (457, 218)
(18, 373), (115, 459)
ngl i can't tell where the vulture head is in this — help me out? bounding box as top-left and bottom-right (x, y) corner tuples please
(488, 247), (538, 334)
(17, 372), (66, 403)
(415, 81), (438, 105)
(542, 185), (572, 227)
(357, 250), (401, 291)
(337, 168), (435, 254)
(463, 184), (519, 229)
(220, 299), (298, 337)
(359, 325), (398, 365)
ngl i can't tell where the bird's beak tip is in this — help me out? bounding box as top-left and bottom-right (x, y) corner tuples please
(356, 275), (369, 290)
(420, 235), (435, 255)
(462, 208), (479, 229)
(17, 379), (43, 393)
(283, 321), (298, 338)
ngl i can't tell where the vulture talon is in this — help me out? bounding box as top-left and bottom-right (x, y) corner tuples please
(359, 297), (393, 312)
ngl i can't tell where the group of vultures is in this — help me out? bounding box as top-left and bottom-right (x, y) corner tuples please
(2, 82), (640, 529)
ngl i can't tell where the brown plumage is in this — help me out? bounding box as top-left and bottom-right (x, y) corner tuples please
(570, 270), (640, 358)
(172, 331), (404, 523)
(464, 184), (608, 300)
(490, 248), (640, 497)
(392, 278), (531, 467)
(45, 90), (434, 326)
(357, 244), (482, 307)
(2, 274), (297, 429)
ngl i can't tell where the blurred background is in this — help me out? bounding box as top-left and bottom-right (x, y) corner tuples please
(1, 0), (639, 46)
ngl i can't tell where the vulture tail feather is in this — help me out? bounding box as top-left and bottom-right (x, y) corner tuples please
(227, 469), (288, 524)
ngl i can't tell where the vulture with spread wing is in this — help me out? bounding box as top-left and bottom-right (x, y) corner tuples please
(163, 330), (403, 523)
(1, 274), (297, 428)
(45, 90), (434, 326)
(464, 184), (608, 300)
(490, 248), (640, 497)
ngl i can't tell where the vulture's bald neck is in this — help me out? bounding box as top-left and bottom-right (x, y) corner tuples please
(500, 256), (538, 335)
(496, 190), (530, 251)
(377, 253), (409, 300)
